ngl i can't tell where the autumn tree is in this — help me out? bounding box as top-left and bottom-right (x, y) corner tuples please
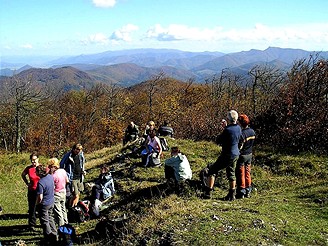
(248, 64), (285, 116)
(1, 75), (45, 152)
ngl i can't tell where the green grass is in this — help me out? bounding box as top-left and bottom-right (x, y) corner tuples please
(1, 139), (328, 245)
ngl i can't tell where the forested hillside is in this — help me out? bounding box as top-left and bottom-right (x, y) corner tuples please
(0, 55), (327, 155)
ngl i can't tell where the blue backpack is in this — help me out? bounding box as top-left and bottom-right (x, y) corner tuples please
(58, 224), (76, 246)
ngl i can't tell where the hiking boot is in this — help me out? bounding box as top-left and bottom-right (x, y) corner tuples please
(235, 192), (244, 199)
(224, 189), (236, 201)
(236, 188), (246, 199)
(202, 187), (212, 199)
(245, 187), (252, 198)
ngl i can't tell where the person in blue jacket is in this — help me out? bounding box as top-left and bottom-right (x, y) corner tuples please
(60, 143), (86, 207)
(203, 110), (242, 201)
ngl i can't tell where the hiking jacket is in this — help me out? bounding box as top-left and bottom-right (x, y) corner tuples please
(165, 153), (192, 181)
(216, 123), (242, 158)
(60, 151), (85, 182)
(239, 127), (256, 155)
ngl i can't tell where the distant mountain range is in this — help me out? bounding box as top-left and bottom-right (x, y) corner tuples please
(1, 47), (327, 88)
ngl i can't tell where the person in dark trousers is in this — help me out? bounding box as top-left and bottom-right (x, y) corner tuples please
(60, 143), (86, 207)
(203, 110), (242, 201)
(21, 151), (41, 230)
(158, 120), (174, 138)
(36, 164), (57, 244)
(123, 121), (140, 145)
(236, 114), (256, 198)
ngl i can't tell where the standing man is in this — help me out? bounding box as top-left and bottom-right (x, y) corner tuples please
(203, 110), (242, 201)
(60, 143), (86, 207)
(36, 164), (57, 243)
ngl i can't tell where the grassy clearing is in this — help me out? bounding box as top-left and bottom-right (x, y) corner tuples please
(0, 139), (328, 245)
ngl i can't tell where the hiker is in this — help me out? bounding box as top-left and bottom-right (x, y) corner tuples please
(165, 146), (192, 187)
(36, 164), (57, 243)
(143, 120), (156, 139)
(21, 151), (41, 230)
(236, 114), (256, 199)
(203, 110), (242, 200)
(141, 129), (162, 167)
(48, 158), (69, 226)
(91, 165), (115, 202)
(60, 143), (86, 208)
(90, 165), (115, 217)
(158, 120), (174, 138)
(123, 121), (140, 145)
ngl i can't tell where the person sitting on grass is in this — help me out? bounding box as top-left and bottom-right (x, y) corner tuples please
(123, 121), (140, 146)
(141, 129), (162, 167)
(165, 146), (192, 192)
(90, 165), (115, 217)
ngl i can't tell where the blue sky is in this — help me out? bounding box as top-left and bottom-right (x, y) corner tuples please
(1, 0), (328, 57)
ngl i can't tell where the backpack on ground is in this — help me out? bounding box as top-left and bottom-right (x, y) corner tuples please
(68, 200), (90, 223)
(199, 165), (211, 190)
(159, 137), (169, 151)
(58, 223), (76, 246)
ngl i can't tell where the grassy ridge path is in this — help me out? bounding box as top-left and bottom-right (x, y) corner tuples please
(0, 139), (328, 245)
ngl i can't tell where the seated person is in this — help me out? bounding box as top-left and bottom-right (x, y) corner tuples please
(143, 121), (156, 138)
(91, 165), (115, 202)
(90, 165), (115, 217)
(123, 121), (139, 145)
(141, 129), (162, 167)
(158, 120), (174, 138)
(165, 146), (192, 184)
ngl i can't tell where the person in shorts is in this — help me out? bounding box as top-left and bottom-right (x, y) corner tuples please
(60, 143), (86, 207)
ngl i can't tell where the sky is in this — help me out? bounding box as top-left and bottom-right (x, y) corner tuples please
(1, 0), (328, 58)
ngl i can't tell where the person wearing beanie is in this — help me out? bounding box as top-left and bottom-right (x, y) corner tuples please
(202, 110), (242, 201)
(236, 114), (256, 198)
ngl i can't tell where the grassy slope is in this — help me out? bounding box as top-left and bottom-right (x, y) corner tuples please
(0, 139), (328, 245)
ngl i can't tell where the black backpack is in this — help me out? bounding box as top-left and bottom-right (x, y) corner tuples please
(199, 165), (211, 190)
(159, 137), (169, 151)
(68, 201), (90, 223)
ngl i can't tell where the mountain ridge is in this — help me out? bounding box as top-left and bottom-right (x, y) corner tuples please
(1, 47), (327, 87)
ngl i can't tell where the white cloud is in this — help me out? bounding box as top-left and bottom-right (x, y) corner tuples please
(92, 0), (116, 8)
(110, 24), (139, 42)
(21, 44), (33, 49)
(88, 33), (109, 44)
(146, 24), (222, 41)
(144, 23), (328, 52)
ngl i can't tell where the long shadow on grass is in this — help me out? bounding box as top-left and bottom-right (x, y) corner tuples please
(0, 224), (43, 245)
(79, 178), (203, 245)
(0, 213), (28, 220)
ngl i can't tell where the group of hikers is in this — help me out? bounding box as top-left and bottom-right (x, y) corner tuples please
(21, 144), (113, 245)
(20, 110), (255, 244)
(123, 110), (255, 201)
